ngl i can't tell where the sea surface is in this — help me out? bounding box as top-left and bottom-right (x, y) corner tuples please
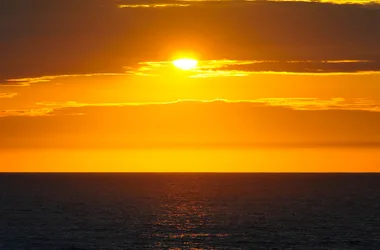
(0, 173), (379, 249)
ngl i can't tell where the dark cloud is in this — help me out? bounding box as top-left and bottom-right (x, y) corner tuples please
(3, 59), (379, 86)
(1, 0), (380, 79)
(219, 60), (380, 74)
(125, 59), (380, 76)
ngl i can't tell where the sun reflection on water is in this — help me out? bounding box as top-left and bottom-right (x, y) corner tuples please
(146, 178), (231, 248)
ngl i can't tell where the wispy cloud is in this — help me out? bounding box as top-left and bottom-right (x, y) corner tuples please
(0, 92), (18, 98)
(0, 97), (374, 117)
(2, 76), (61, 87)
(126, 59), (380, 77)
(2, 59), (379, 87)
(0, 108), (54, 117)
(42, 98), (380, 112)
(118, 3), (190, 8)
(1, 73), (128, 87)
(249, 97), (380, 111)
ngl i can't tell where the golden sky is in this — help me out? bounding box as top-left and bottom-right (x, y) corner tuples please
(1, 0), (380, 171)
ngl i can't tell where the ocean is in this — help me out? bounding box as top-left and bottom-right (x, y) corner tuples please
(0, 173), (379, 249)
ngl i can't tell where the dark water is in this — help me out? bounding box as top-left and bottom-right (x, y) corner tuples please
(0, 174), (379, 249)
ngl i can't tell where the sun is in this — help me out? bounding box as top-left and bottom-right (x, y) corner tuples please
(172, 58), (198, 70)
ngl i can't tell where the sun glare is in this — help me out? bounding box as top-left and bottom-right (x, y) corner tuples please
(173, 58), (198, 70)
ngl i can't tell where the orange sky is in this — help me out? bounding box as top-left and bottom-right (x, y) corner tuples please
(1, 0), (380, 172)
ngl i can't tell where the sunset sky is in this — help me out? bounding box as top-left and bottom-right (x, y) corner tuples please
(1, 0), (380, 172)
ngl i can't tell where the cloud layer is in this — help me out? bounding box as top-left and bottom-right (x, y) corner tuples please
(2, 0), (380, 153)
(1, 100), (380, 148)
(1, 0), (380, 79)
(3, 59), (379, 87)
(117, 0), (380, 7)
(127, 59), (380, 77)
(1, 98), (379, 118)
